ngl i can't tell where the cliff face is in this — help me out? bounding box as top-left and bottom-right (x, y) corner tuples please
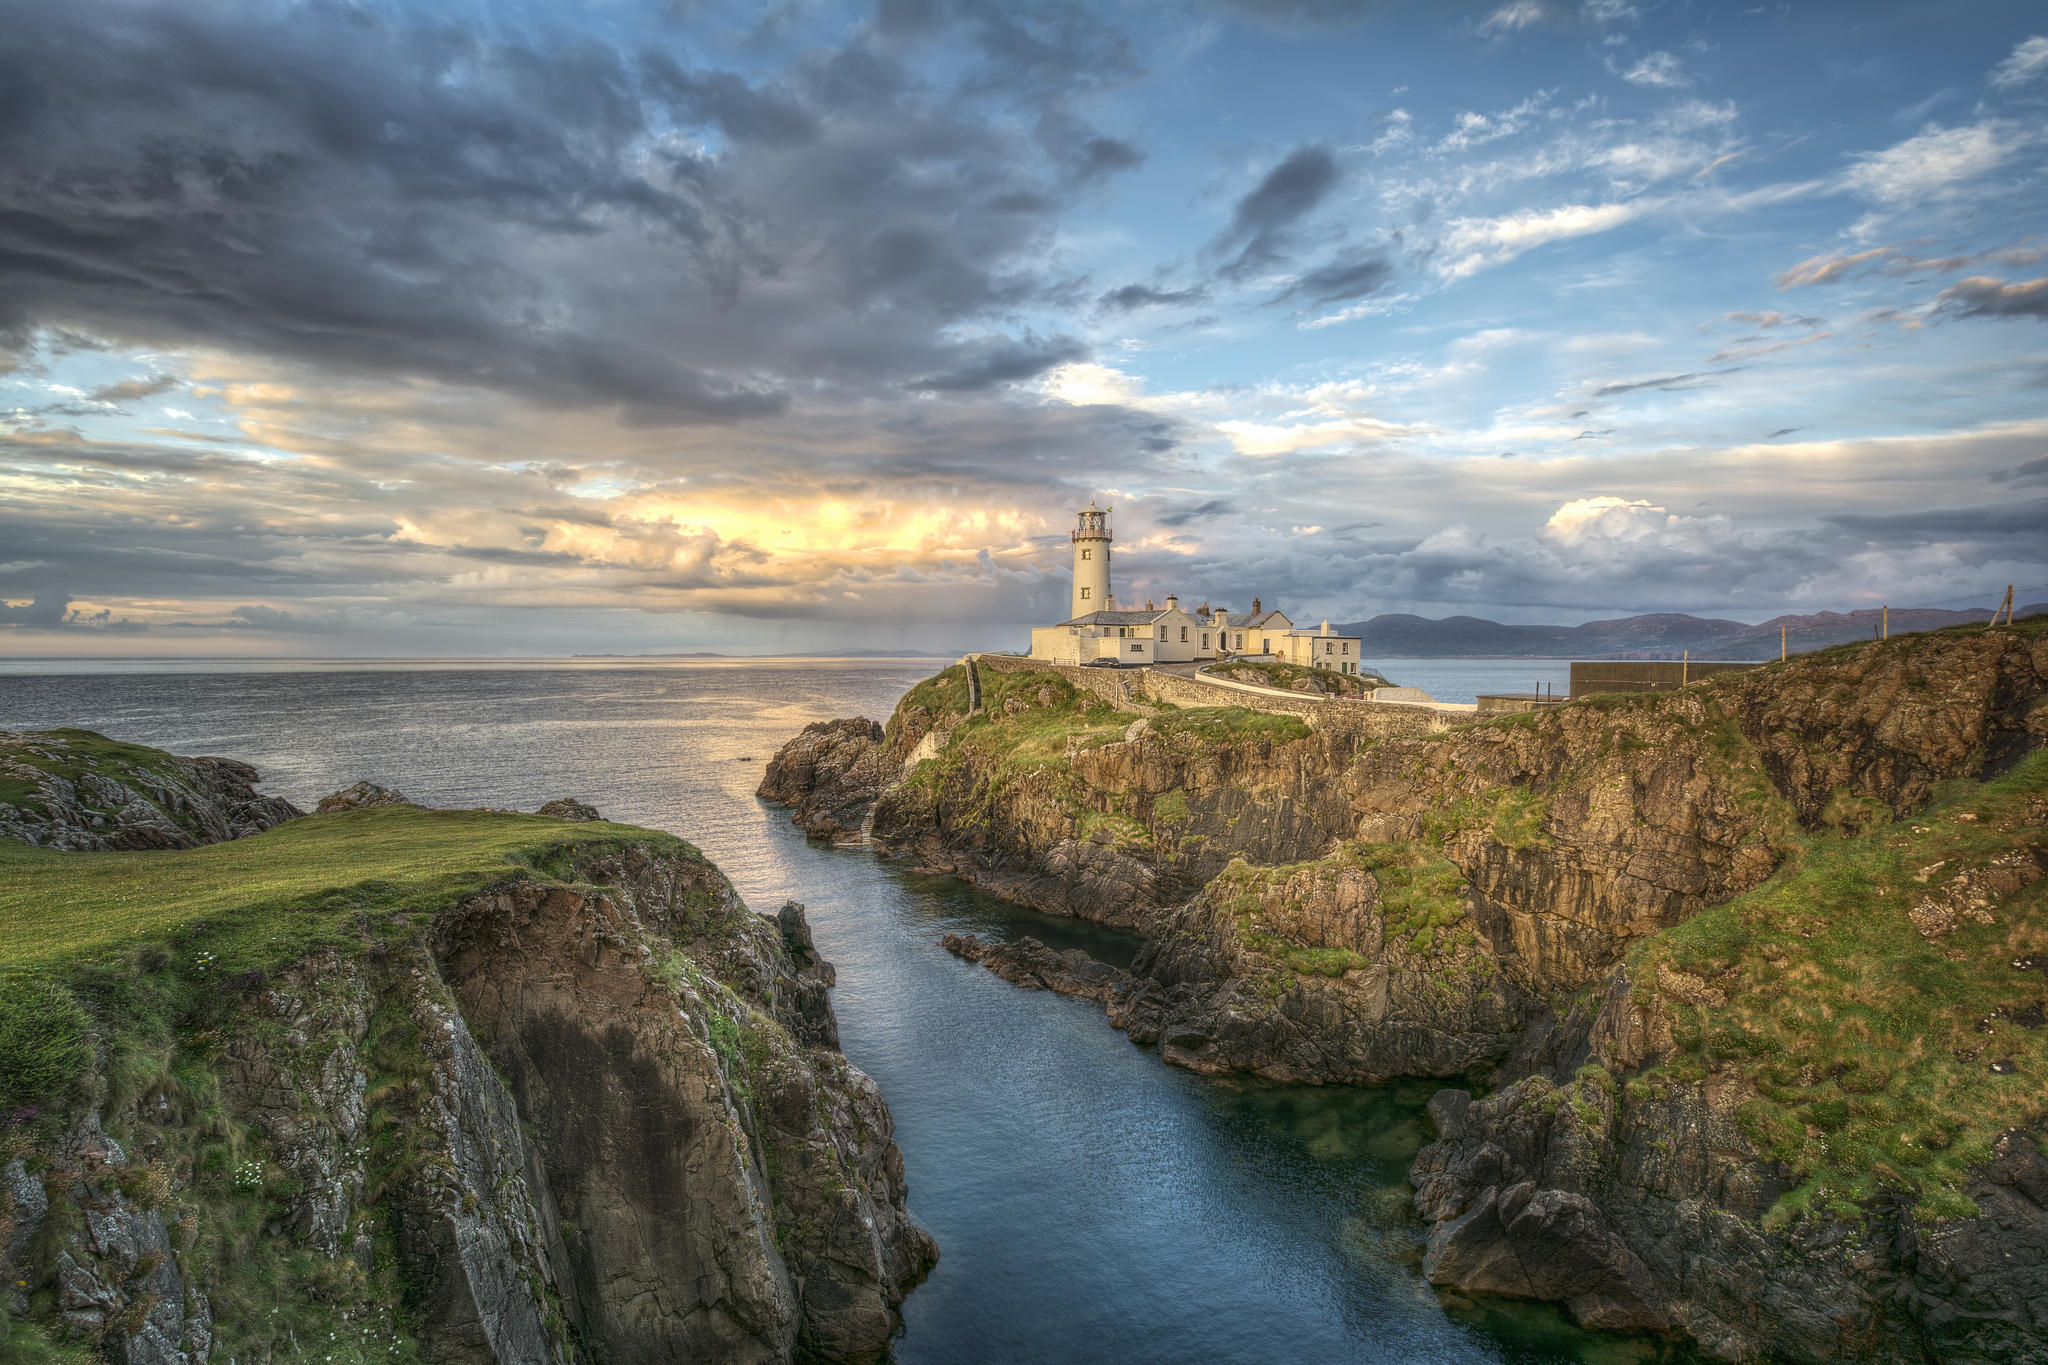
(762, 625), (2048, 1361)
(2, 768), (933, 1364)
(1, 729), (302, 850)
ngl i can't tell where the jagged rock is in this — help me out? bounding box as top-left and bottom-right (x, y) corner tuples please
(12, 829), (930, 1365)
(0, 730), (300, 850)
(756, 719), (892, 838)
(536, 797), (603, 822)
(315, 780), (410, 813)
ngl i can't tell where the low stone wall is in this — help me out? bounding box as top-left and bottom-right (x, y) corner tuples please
(973, 652), (1145, 710)
(971, 653), (1465, 738)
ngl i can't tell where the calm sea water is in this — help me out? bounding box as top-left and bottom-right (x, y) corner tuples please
(0, 662), (1684, 1365)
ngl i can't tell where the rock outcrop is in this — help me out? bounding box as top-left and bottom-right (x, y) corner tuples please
(535, 797), (603, 822)
(0, 728), (300, 850)
(315, 779), (411, 812)
(5, 741), (934, 1365)
(765, 624), (2048, 1361)
(756, 719), (894, 839)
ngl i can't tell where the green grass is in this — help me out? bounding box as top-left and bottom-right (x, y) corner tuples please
(0, 806), (696, 1119)
(1630, 748), (2048, 1222)
(1148, 706), (1311, 746)
(0, 806), (686, 972)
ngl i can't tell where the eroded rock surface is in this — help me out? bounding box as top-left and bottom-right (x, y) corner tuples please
(0, 729), (300, 850)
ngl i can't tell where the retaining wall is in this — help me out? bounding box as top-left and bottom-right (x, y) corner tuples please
(971, 654), (1456, 738)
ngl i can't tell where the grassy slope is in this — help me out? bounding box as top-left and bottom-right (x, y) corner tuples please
(1, 803), (698, 1365)
(0, 805), (677, 971)
(1625, 748), (2048, 1222)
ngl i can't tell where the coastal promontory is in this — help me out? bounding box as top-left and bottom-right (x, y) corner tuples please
(760, 624), (2048, 1363)
(1, 730), (934, 1365)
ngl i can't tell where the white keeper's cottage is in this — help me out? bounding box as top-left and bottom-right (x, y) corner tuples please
(1027, 498), (1366, 672)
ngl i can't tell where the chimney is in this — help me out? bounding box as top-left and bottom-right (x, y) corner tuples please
(1166, 593), (1179, 611)
(1145, 597), (1155, 611)
(1321, 618), (1331, 635)
(1252, 596), (1262, 615)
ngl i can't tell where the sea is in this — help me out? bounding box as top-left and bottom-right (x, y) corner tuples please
(0, 658), (1683, 1365)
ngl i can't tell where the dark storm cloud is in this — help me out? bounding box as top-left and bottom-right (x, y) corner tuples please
(0, 1), (1126, 424)
(911, 334), (1089, 390)
(1097, 282), (1208, 311)
(1208, 145), (1339, 278)
(1990, 455), (2048, 485)
(1825, 497), (2048, 541)
(1156, 499), (1233, 527)
(1273, 251), (1393, 307)
(0, 592), (71, 627)
(1933, 276), (2048, 322)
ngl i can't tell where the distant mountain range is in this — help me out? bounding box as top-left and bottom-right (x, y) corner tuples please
(570, 649), (944, 660)
(1335, 604), (2046, 659)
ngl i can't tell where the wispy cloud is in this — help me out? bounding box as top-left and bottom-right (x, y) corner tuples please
(1988, 35), (2048, 89)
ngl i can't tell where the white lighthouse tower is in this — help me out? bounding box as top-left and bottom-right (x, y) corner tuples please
(1070, 498), (1112, 618)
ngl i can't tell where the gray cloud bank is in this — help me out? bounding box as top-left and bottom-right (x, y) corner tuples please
(0, 1), (1152, 422)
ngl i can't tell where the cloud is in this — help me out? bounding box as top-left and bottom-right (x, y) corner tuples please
(1989, 35), (2048, 89)
(1098, 282), (1208, 311)
(912, 334), (1091, 390)
(1990, 454), (2048, 485)
(1775, 241), (2048, 289)
(1274, 251), (1394, 307)
(1208, 144), (1339, 278)
(1477, 2), (1547, 36)
(1620, 51), (1688, 88)
(1932, 275), (2048, 321)
(0, 1), (1132, 426)
(1587, 370), (1720, 397)
(1726, 311), (1823, 329)
(0, 592), (71, 626)
(87, 374), (180, 403)
(1841, 121), (2026, 204)
(1438, 200), (1651, 278)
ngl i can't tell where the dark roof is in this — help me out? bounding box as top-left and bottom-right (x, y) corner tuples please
(1213, 609), (1290, 629)
(1056, 609), (1172, 627)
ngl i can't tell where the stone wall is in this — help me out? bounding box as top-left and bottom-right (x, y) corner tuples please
(972, 654), (1455, 739)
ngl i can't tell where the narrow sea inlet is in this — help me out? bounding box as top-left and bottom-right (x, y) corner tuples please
(1, 660), (1681, 1364)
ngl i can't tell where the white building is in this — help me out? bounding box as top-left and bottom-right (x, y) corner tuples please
(1027, 499), (1367, 673)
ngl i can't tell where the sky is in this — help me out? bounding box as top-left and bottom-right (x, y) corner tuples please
(2, 0), (2046, 657)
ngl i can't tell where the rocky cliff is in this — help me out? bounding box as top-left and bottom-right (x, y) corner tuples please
(2, 751), (933, 1365)
(1, 729), (302, 850)
(763, 624), (2048, 1361)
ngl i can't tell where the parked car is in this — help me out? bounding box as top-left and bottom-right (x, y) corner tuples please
(1082, 657), (1120, 668)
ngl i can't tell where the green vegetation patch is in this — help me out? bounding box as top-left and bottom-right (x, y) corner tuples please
(0, 807), (697, 1118)
(1630, 749), (2048, 1223)
(1147, 706), (1311, 746)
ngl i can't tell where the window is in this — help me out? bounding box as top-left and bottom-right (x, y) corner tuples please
(1262, 637), (1270, 652)
(1158, 625), (1167, 640)
(1180, 626), (1188, 641)
(1235, 633), (1243, 648)
(1326, 641), (1334, 653)
(1129, 642), (1143, 653)
(1201, 632), (1210, 649)
(1343, 642), (1350, 654)
(1080, 587), (1090, 600)
(1081, 549), (1091, 560)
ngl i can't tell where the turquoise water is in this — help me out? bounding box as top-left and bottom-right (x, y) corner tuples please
(1, 663), (1692, 1364)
